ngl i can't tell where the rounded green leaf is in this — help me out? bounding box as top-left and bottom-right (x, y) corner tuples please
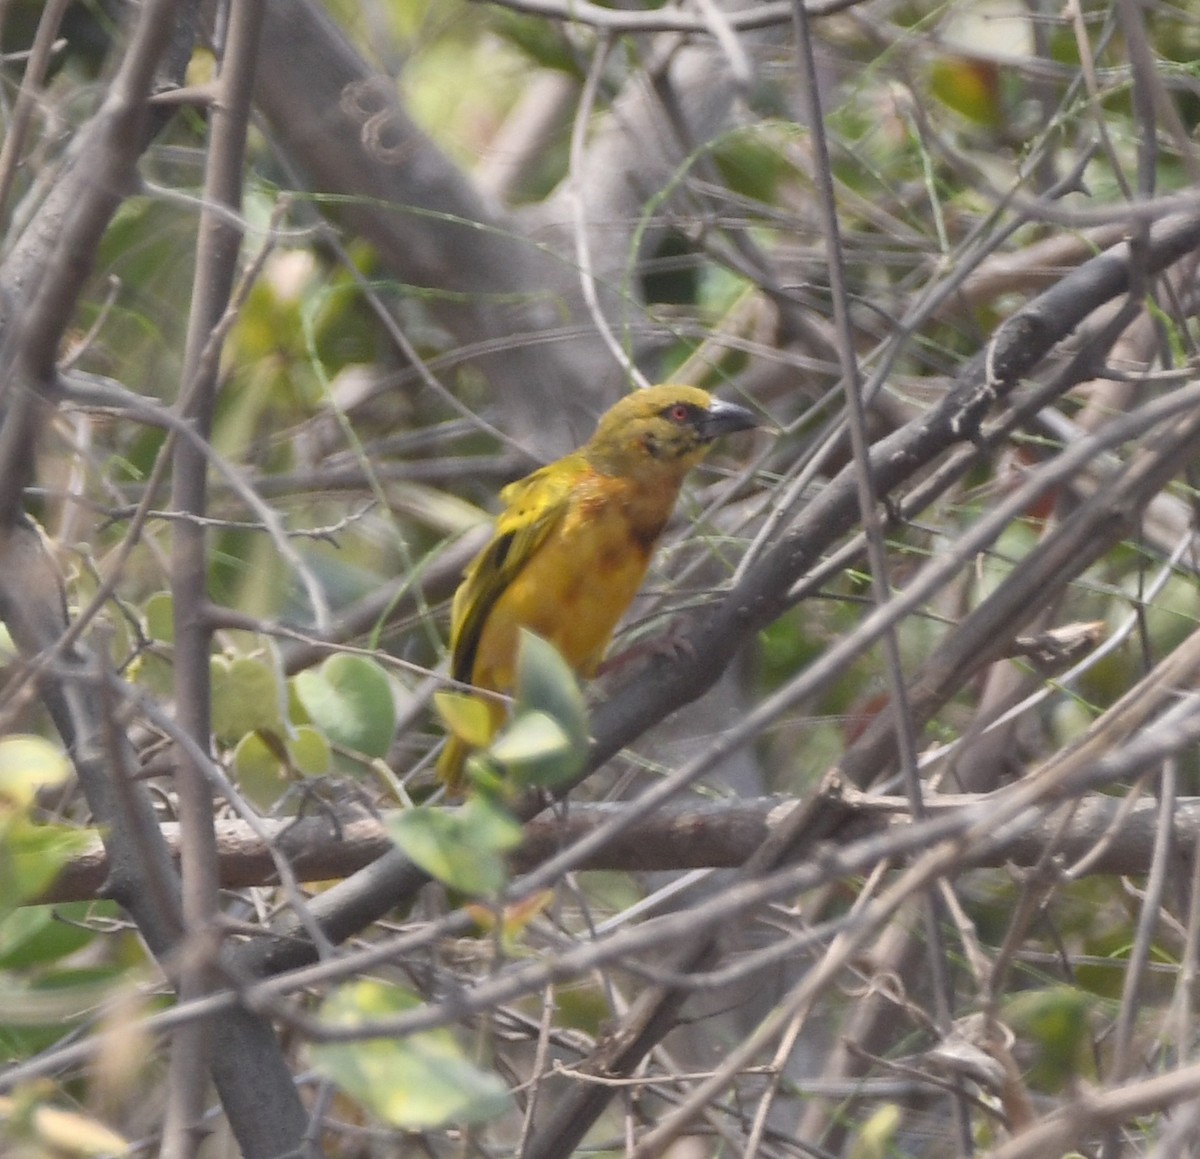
(385, 801), (519, 895)
(311, 980), (512, 1129)
(461, 795), (523, 854)
(0, 821), (92, 914)
(293, 654), (396, 760)
(0, 903), (97, 970)
(232, 732), (291, 812)
(132, 650), (174, 698)
(233, 726), (330, 811)
(211, 655), (285, 743)
(287, 725), (331, 777)
(0, 736), (71, 809)
(514, 630), (588, 746)
(490, 710), (584, 789)
(1004, 986), (1093, 1091)
(142, 591), (174, 643)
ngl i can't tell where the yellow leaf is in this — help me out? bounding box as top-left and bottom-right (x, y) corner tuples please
(434, 691), (495, 748)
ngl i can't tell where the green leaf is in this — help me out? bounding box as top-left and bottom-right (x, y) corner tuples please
(489, 710), (583, 789)
(847, 1104), (902, 1159)
(1004, 986), (1093, 1091)
(293, 654), (396, 760)
(0, 967), (120, 1028)
(210, 654), (286, 744)
(0, 822), (92, 915)
(142, 591), (174, 643)
(514, 630), (588, 746)
(711, 126), (795, 205)
(0, 903), (97, 970)
(489, 10), (582, 75)
(311, 980), (512, 1129)
(288, 725), (331, 777)
(232, 732), (291, 812)
(460, 795), (523, 854)
(385, 800), (520, 895)
(131, 650), (174, 698)
(233, 726), (331, 812)
(0, 736), (71, 809)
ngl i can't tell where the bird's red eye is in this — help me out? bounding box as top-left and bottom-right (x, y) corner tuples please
(669, 404), (689, 423)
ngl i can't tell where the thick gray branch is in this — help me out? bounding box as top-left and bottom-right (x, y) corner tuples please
(35, 791), (1199, 904)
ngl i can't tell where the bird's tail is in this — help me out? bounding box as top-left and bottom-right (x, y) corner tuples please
(435, 733), (471, 795)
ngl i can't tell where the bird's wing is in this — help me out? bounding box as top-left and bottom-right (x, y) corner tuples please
(448, 454), (586, 684)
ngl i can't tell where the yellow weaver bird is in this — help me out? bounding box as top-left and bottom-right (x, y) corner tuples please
(437, 384), (758, 788)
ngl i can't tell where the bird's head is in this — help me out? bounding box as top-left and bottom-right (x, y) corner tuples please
(585, 385), (758, 479)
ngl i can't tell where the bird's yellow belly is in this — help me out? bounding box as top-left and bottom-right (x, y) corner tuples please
(471, 505), (653, 694)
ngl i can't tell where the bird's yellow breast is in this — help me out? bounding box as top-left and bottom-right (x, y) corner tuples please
(468, 472), (662, 694)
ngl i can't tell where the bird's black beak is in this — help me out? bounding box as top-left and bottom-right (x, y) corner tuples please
(698, 397), (759, 441)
